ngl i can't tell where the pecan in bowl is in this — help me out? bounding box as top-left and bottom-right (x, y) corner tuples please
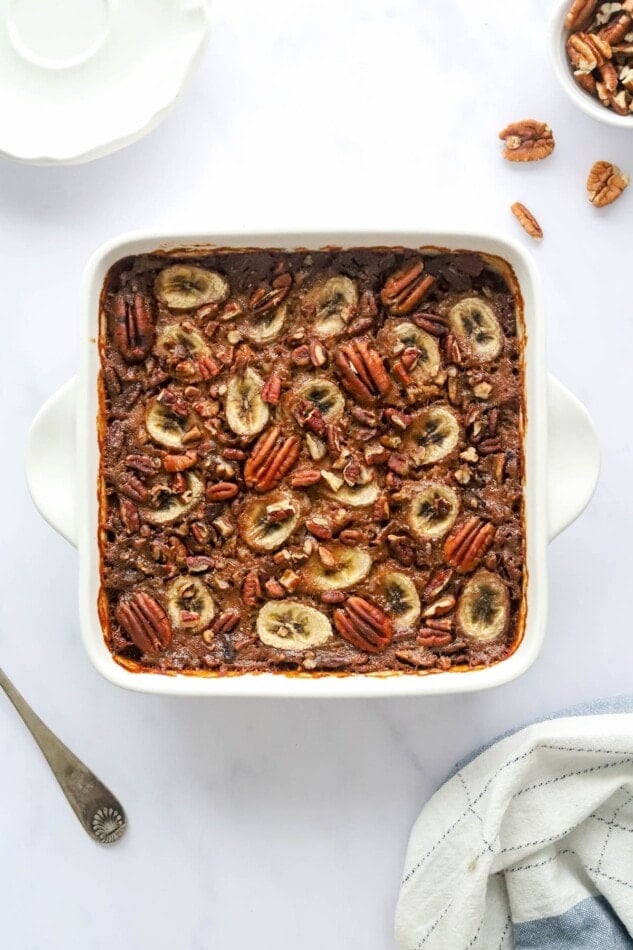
(554, 0), (633, 122)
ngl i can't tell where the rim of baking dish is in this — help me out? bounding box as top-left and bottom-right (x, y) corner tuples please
(78, 230), (547, 697)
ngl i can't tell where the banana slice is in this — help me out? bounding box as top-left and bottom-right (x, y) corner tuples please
(140, 473), (204, 525)
(296, 379), (345, 423)
(375, 570), (421, 631)
(408, 483), (459, 540)
(154, 265), (229, 311)
(392, 322), (440, 381)
(155, 324), (210, 364)
(256, 600), (333, 651)
(166, 576), (215, 633)
(405, 407), (460, 466)
(145, 399), (200, 449)
(246, 303), (286, 343)
(310, 276), (358, 337)
(448, 298), (503, 362)
(302, 542), (372, 592)
(335, 479), (380, 507)
(456, 571), (509, 641)
(239, 492), (301, 552)
(225, 367), (270, 437)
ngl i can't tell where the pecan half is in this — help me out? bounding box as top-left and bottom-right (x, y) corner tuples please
(244, 426), (301, 492)
(499, 120), (555, 162)
(115, 592), (172, 653)
(249, 273), (291, 314)
(600, 11), (633, 44)
(206, 481), (239, 501)
(411, 312), (449, 336)
(112, 292), (155, 362)
(380, 262), (435, 315)
(566, 31), (612, 71)
(565, 0), (597, 30)
(587, 160), (630, 206)
(333, 596), (393, 654)
(443, 517), (496, 573)
(334, 340), (390, 405)
(510, 202), (543, 240)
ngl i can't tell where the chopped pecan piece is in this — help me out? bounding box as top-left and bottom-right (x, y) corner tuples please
(334, 340), (390, 405)
(116, 592), (172, 653)
(510, 202), (543, 240)
(210, 608), (241, 636)
(587, 160), (629, 206)
(333, 596), (393, 654)
(443, 517), (496, 573)
(163, 450), (198, 472)
(499, 120), (555, 162)
(112, 292), (155, 362)
(118, 497), (139, 534)
(380, 262), (435, 315)
(244, 426), (301, 492)
(242, 568), (262, 607)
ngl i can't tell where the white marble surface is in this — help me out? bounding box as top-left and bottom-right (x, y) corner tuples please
(1, 1), (632, 947)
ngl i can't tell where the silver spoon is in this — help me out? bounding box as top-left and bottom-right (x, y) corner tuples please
(0, 666), (126, 844)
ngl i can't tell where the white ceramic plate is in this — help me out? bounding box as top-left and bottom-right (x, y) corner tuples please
(26, 230), (601, 697)
(0, 0), (210, 164)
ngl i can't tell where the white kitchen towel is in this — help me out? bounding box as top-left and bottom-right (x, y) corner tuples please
(395, 703), (633, 949)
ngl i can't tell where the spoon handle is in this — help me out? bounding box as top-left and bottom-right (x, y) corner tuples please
(0, 667), (126, 844)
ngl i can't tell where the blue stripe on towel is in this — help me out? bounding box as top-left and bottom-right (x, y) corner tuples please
(513, 895), (633, 949)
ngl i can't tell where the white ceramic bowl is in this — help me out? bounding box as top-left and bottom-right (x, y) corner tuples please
(0, 0), (209, 164)
(550, 0), (633, 127)
(26, 230), (601, 698)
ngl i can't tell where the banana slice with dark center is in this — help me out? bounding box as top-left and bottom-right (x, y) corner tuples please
(140, 473), (204, 525)
(375, 570), (421, 631)
(239, 492), (301, 552)
(296, 379), (345, 423)
(154, 265), (229, 311)
(166, 576), (215, 633)
(408, 483), (459, 539)
(155, 324), (210, 364)
(393, 322), (440, 380)
(311, 276), (358, 337)
(456, 571), (509, 641)
(448, 298), (503, 362)
(225, 367), (270, 437)
(405, 407), (460, 465)
(256, 600), (333, 651)
(246, 303), (286, 343)
(302, 542), (372, 592)
(145, 399), (200, 449)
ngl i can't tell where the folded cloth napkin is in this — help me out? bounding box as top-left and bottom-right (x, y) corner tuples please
(395, 699), (633, 949)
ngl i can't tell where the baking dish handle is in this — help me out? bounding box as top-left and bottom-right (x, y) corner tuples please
(25, 378), (78, 548)
(24, 374), (599, 549)
(547, 374), (600, 542)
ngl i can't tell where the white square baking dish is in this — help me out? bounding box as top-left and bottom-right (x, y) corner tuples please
(26, 230), (600, 697)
